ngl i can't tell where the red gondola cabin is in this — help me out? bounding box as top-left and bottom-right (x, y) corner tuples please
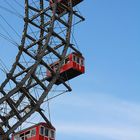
(12, 122), (55, 140)
(47, 52), (85, 85)
(50, 0), (83, 14)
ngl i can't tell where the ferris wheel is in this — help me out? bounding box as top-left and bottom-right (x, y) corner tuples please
(0, 0), (85, 139)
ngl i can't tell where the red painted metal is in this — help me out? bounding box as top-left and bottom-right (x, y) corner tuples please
(50, 0), (83, 14)
(47, 52), (85, 85)
(12, 122), (55, 140)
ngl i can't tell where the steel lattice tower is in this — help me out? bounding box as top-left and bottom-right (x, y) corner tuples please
(0, 0), (84, 139)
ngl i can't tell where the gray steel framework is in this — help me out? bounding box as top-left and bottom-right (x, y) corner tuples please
(0, 0), (84, 139)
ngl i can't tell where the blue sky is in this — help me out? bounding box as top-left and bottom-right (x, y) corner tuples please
(0, 0), (140, 140)
(51, 1), (140, 140)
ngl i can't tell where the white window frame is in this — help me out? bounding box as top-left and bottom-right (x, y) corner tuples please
(25, 130), (31, 139)
(49, 129), (55, 139)
(73, 55), (76, 62)
(77, 57), (80, 64)
(40, 126), (45, 136)
(44, 128), (49, 137)
(31, 128), (36, 137)
(80, 59), (84, 66)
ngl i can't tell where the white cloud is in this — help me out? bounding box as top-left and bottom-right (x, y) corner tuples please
(53, 93), (140, 140)
(54, 93), (140, 122)
(56, 122), (140, 140)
